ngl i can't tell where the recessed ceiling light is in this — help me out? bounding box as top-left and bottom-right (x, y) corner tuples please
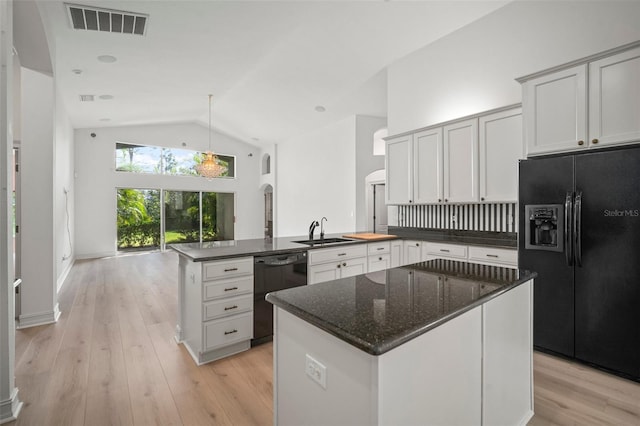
(315, 105), (326, 112)
(97, 55), (117, 63)
(99, 94), (114, 100)
(99, 118), (111, 122)
(72, 69), (83, 75)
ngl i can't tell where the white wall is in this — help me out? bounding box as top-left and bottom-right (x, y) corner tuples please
(54, 86), (73, 290)
(74, 122), (263, 258)
(387, 1), (640, 135)
(276, 117), (357, 237)
(19, 66), (58, 326)
(355, 115), (386, 232)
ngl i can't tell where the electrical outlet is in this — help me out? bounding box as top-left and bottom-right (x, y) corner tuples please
(305, 354), (327, 389)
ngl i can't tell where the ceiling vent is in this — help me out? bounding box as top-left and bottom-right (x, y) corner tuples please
(79, 95), (95, 102)
(65, 3), (148, 36)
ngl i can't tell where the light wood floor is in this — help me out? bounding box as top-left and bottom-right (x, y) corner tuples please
(8, 251), (640, 425)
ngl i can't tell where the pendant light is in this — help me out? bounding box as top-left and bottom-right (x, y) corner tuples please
(196, 94), (225, 178)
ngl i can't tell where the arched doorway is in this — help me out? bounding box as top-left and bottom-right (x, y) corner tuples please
(263, 184), (273, 238)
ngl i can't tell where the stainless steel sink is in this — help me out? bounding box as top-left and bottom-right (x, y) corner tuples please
(293, 238), (353, 246)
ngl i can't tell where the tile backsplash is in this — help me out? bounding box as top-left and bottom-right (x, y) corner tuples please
(397, 203), (517, 233)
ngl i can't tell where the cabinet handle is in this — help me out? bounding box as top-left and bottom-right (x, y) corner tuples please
(377, 247), (385, 251)
(224, 286), (239, 292)
(409, 200), (413, 203)
(337, 253), (347, 256)
(337, 264), (341, 268)
(224, 267), (238, 272)
(486, 254), (499, 258)
(342, 262), (347, 267)
(224, 305), (238, 311)
(481, 197), (485, 201)
(578, 140), (584, 146)
(438, 199), (442, 203)
(224, 329), (238, 335)
(444, 199), (448, 202)
(378, 257), (383, 261)
(415, 243), (420, 247)
(592, 138), (599, 144)
(440, 249), (450, 253)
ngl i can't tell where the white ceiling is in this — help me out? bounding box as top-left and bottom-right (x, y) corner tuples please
(31, 0), (510, 145)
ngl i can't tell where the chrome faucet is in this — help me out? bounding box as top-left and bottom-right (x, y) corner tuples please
(320, 217), (327, 239)
(309, 220), (320, 240)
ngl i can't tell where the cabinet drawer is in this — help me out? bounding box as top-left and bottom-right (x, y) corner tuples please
(426, 242), (467, 259)
(203, 312), (253, 351)
(202, 257), (253, 281)
(203, 294), (253, 321)
(468, 246), (517, 266)
(203, 276), (253, 301)
(368, 241), (391, 255)
(308, 244), (367, 265)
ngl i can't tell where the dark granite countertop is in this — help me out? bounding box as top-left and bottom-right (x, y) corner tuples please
(266, 259), (535, 355)
(168, 233), (372, 261)
(169, 229), (517, 261)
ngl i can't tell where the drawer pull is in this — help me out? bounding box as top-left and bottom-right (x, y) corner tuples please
(337, 253), (347, 256)
(224, 305), (238, 311)
(440, 249), (450, 253)
(486, 254), (499, 258)
(224, 329), (238, 335)
(376, 247), (385, 251)
(378, 257), (383, 261)
(415, 243), (420, 247)
(224, 286), (239, 292)
(224, 267), (239, 272)
(343, 262), (347, 267)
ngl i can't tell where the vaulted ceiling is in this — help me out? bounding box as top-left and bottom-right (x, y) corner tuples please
(22, 1), (510, 145)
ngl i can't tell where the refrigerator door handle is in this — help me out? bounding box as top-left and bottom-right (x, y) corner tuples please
(565, 192), (573, 266)
(574, 191), (583, 267)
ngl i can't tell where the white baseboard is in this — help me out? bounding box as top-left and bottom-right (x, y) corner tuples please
(75, 251), (116, 260)
(57, 257), (75, 293)
(0, 387), (23, 424)
(17, 303), (61, 329)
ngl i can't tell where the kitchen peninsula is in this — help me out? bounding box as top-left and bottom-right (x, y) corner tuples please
(267, 259), (536, 426)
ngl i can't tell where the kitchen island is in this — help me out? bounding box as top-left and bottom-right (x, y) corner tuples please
(267, 259), (536, 426)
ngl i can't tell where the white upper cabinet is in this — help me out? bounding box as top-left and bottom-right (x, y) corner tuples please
(386, 106), (522, 205)
(479, 108), (523, 202)
(589, 46), (640, 147)
(413, 128), (443, 204)
(444, 118), (479, 203)
(385, 135), (413, 204)
(521, 43), (640, 156)
(523, 65), (587, 155)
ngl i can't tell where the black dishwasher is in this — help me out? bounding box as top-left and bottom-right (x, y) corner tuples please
(253, 251), (307, 346)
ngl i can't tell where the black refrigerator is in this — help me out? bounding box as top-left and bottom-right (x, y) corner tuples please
(519, 146), (640, 382)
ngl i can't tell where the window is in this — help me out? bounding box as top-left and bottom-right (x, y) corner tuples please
(115, 142), (235, 177)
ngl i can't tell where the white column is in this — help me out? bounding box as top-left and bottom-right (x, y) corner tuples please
(0, 0), (23, 422)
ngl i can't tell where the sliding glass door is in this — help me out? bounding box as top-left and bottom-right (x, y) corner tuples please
(116, 188), (235, 252)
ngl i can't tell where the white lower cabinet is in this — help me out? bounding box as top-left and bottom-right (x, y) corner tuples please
(178, 255), (254, 365)
(368, 241), (392, 272)
(390, 240), (403, 267)
(308, 244), (368, 285)
(468, 245), (518, 267)
(403, 240), (430, 265)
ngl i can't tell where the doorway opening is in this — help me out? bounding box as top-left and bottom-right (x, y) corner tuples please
(372, 183), (388, 234)
(264, 185), (273, 238)
(13, 148), (21, 319)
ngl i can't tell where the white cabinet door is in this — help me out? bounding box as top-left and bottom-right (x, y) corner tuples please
(589, 46), (640, 147)
(444, 118), (479, 203)
(479, 108), (523, 202)
(385, 135), (413, 204)
(390, 240), (403, 268)
(523, 64), (587, 156)
(308, 262), (340, 285)
(340, 256), (368, 278)
(368, 254), (391, 272)
(403, 240), (424, 265)
(413, 128), (443, 204)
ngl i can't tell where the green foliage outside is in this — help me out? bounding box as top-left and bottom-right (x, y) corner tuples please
(117, 189), (161, 249)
